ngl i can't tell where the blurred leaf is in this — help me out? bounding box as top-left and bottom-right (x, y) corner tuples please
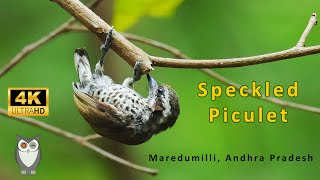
(113, 0), (183, 31)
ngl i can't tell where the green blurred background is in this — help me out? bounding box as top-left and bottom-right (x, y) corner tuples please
(1, 0), (320, 179)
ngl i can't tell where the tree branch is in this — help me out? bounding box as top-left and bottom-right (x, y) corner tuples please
(296, 13), (317, 47)
(149, 45), (320, 68)
(52, 0), (319, 69)
(0, 108), (158, 176)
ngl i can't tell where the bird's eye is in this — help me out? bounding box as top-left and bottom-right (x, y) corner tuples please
(157, 87), (164, 94)
(20, 143), (27, 149)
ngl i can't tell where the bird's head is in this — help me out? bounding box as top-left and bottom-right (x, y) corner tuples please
(147, 74), (180, 131)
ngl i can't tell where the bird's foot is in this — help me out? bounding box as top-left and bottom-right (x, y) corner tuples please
(133, 61), (143, 81)
(99, 26), (114, 63)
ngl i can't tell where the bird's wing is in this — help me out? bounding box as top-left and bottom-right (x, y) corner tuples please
(72, 83), (128, 127)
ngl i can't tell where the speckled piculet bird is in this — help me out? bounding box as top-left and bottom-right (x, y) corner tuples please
(72, 28), (180, 145)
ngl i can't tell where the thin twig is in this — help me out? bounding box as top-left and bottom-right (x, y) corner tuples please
(81, 133), (102, 142)
(51, 0), (320, 70)
(65, 24), (88, 31)
(0, 108), (158, 176)
(121, 33), (189, 59)
(0, 0), (104, 78)
(296, 13), (318, 47)
(118, 32), (320, 114)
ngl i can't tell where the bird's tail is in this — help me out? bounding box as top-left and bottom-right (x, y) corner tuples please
(74, 48), (92, 87)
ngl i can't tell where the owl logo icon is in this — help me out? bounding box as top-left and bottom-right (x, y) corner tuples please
(15, 135), (41, 175)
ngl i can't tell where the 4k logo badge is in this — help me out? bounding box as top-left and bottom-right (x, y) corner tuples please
(8, 88), (49, 116)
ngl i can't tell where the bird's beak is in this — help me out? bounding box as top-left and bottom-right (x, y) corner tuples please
(147, 74), (158, 91)
(27, 149), (30, 153)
